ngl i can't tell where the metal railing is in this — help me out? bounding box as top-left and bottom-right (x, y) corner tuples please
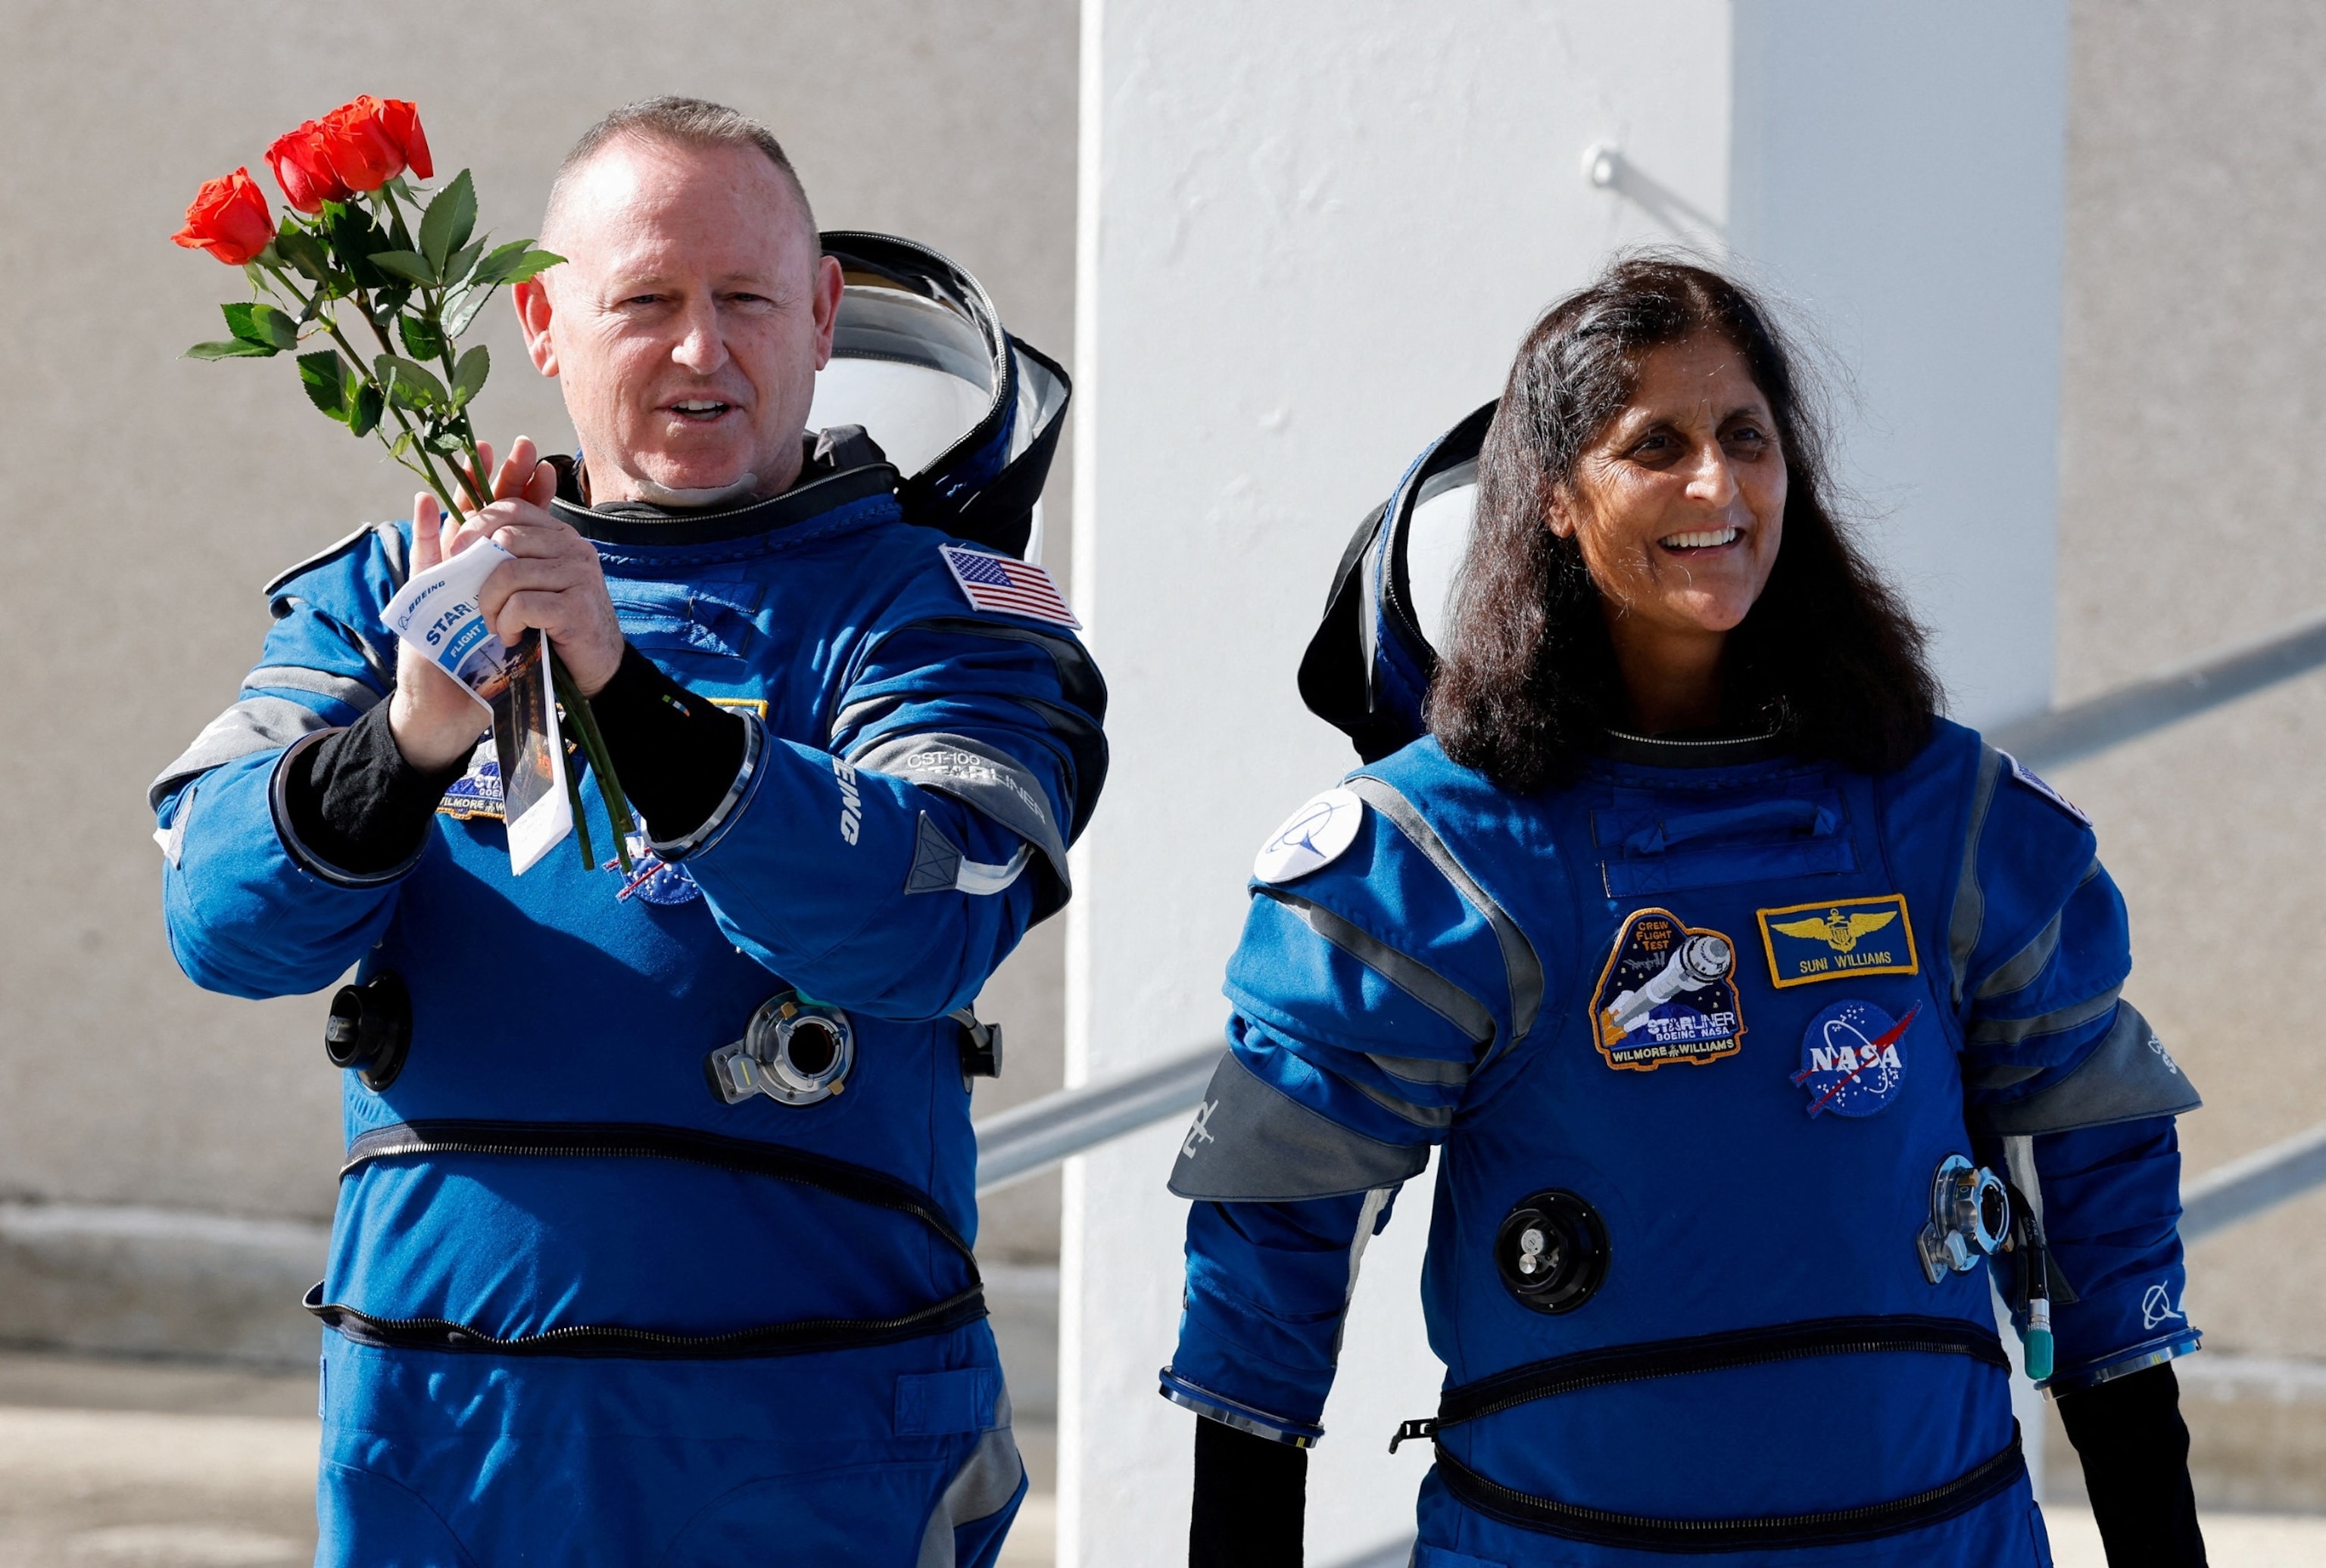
(977, 603), (2326, 1227)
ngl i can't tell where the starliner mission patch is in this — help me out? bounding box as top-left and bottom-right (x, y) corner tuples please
(1590, 907), (1745, 1071)
(1756, 893), (1918, 988)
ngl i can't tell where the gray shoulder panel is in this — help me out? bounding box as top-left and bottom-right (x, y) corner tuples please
(1345, 774), (1543, 1049)
(850, 730), (1071, 887)
(1169, 1050), (1431, 1202)
(148, 695), (334, 810)
(1968, 1002), (2202, 1136)
(1948, 743), (2006, 1008)
(1258, 887), (1495, 1048)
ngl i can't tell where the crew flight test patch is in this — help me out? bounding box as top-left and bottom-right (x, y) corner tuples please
(1590, 907), (1746, 1071)
(1756, 893), (1918, 988)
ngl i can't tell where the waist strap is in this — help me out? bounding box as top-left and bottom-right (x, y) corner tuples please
(1392, 1314), (2009, 1451)
(325, 1118), (981, 1359)
(304, 1281), (988, 1361)
(1433, 1426), (2025, 1552)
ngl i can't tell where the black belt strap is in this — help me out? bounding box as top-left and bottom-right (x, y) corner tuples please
(324, 1118), (983, 1360)
(1433, 1426), (2025, 1552)
(304, 1281), (989, 1361)
(342, 1118), (977, 1266)
(1392, 1314), (2009, 1451)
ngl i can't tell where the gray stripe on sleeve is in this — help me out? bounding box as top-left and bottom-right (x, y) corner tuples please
(1346, 775), (1543, 1050)
(1975, 909), (2065, 1002)
(242, 666), (385, 714)
(1968, 1002), (2202, 1136)
(1169, 1050), (1433, 1202)
(1967, 985), (2123, 1047)
(850, 731), (1071, 887)
(147, 695), (334, 810)
(1257, 887), (1495, 1048)
(1948, 744), (2006, 1008)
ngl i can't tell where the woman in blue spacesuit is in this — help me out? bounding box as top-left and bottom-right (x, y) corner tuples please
(1161, 259), (2206, 1568)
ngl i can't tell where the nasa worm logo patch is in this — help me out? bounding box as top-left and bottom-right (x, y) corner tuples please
(1589, 907), (1745, 1071)
(1791, 999), (1916, 1118)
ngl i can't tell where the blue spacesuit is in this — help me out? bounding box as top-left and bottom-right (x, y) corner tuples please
(1163, 416), (2199, 1566)
(152, 238), (1101, 1565)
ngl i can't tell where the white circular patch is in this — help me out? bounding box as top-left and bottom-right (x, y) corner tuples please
(1253, 787), (1364, 883)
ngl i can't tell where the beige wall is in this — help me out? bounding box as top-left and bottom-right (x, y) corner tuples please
(2056, 0), (2326, 1361)
(0, 1), (1077, 1252)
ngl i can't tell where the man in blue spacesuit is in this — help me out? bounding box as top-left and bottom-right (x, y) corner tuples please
(151, 97), (1102, 1564)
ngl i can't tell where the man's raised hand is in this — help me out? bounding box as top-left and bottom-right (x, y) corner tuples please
(452, 436), (627, 698)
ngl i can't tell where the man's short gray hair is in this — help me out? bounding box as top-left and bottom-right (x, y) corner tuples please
(545, 95), (816, 240)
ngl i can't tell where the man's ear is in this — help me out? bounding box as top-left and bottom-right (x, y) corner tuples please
(809, 254), (843, 373)
(514, 277), (558, 377)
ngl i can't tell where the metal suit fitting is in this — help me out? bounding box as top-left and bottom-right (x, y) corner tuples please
(1494, 1189), (1610, 1314)
(952, 1007), (1003, 1092)
(1917, 1154), (2010, 1284)
(706, 993), (856, 1107)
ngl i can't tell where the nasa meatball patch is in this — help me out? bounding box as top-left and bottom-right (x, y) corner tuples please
(1791, 999), (1916, 1118)
(1589, 907), (1746, 1071)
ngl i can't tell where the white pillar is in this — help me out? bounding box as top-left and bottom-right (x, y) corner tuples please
(1063, 5), (2065, 1563)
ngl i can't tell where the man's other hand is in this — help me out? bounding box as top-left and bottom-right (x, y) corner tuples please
(454, 436), (626, 698)
(387, 485), (496, 775)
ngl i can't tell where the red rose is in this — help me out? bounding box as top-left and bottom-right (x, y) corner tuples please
(317, 95), (407, 194)
(267, 121), (351, 214)
(172, 168), (274, 266)
(377, 99), (432, 182)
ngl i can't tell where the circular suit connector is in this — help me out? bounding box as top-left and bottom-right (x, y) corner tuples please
(744, 994), (856, 1105)
(1495, 1189), (1610, 1314)
(324, 971), (410, 1093)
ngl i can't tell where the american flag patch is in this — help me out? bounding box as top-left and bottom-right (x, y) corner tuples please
(937, 544), (1081, 629)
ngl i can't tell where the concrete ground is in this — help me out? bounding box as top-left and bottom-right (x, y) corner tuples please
(0, 1348), (2318, 1567)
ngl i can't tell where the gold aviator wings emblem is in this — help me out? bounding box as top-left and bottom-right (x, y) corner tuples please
(1772, 907), (1898, 954)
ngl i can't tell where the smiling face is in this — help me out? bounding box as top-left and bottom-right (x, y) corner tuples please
(1551, 331), (1788, 726)
(516, 136), (843, 504)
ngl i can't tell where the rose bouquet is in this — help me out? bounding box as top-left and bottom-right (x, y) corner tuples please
(174, 97), (634, 873)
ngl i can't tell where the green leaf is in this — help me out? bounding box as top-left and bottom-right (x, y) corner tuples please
(223, 301), (300, 351)
(297, 350), (350, 419)
(321, 201), (389, 288)
(441, 237), (486, 290)
(398, 313), (446, 362)
(497, 248), (565, 285)
(351, 379), (384, 438)
(185, 338), (276, 360)
(469, 239), (535, 287)
(426, 430), (468, 454)
(369, 249), (438, 288)
(374, 353), (450, 412)
(419, 170), (476, 275)
(441, 285), (491, 339)
(451, 343), (489, 409)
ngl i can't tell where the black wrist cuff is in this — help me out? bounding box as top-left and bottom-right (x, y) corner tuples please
(2057, 1364), (2208, 1566)
(1190, 1414), (1306, 1568)
(277, 704), (466, 884)
(585, 644), (749, 844)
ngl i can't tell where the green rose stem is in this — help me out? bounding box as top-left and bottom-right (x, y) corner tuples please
(551, 656), (638, 875)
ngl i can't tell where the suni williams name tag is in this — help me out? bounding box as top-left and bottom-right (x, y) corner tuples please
(380, 538), (573, 876)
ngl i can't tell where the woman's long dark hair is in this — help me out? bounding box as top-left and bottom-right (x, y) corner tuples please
(1426, 256), (1941, 792)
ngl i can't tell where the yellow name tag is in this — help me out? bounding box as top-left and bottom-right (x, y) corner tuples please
(1755, 894), (1918, 988)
